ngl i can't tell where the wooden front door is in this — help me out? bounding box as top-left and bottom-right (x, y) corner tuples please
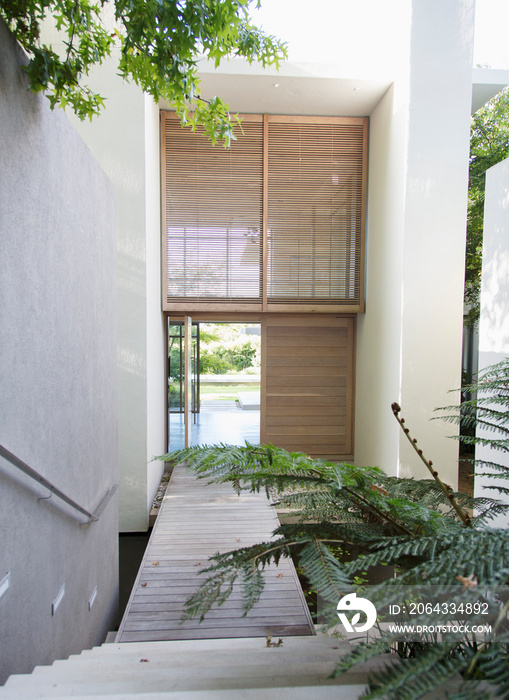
(261, 316), (355, 460)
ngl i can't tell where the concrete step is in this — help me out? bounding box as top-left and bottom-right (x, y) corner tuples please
(34, 649), (351, 676)
(1, 679), (369, 699)
(0, 635), (389, 699)
(0, 686), (367, 700)
(31, 636), (351, 673)
(4, 665), (360, 694)
(78, 634), (350, 659)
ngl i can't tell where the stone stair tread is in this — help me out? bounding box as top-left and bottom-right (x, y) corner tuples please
(0, 685), (368, 700)
(1, 674), (368, 697)
(3, 653), (392, 698)
(0, 633), (392, 699)
(82, 634), (349, 655)
(34, 649), (349, 673)
(5, 661), (348, 687)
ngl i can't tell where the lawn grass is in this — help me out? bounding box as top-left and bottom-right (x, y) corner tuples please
(200, 383), (260, 401)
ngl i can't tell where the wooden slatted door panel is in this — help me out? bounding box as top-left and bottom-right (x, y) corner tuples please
(261, 316), (355, 459)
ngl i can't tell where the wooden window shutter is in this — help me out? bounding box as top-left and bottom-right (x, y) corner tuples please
(161, 113), (367, 312)
(266, 117), (366, 306)
(162, 113), (263, 305)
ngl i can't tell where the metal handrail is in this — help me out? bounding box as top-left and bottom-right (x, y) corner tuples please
(0, 444), (118, 524)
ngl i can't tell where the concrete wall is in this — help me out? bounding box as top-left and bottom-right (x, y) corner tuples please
(0, 21), (118, 683)
(355, 0), (474, 486)
(475, 158), (509, 526)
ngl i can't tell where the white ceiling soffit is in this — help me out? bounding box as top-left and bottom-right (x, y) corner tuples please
(471, 68), (509, 113)
(160, 59), (392, 117)
(159, 62), (508, 118)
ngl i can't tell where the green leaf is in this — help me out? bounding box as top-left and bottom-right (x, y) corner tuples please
(0, 0), (286, 140)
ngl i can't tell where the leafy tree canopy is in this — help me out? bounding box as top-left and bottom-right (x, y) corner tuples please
(0, 0), (287, 144)
(465, 86), (509, 328)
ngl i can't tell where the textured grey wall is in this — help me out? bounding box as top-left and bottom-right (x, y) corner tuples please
(0, 20), (118, 683)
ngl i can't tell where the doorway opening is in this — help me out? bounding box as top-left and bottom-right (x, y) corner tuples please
(168, 321), (261, 450)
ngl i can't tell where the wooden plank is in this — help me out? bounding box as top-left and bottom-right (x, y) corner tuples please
(264, 315), (354, 328)
(266, 425), (347, 437)
(269, 376), (347, 389)
(267, 441), (347, 453)
(267, 355), (348, 367)
(265, 344), (344, 358)
(120, 624), (314, 643)
(129, 597), (306, 613)
(267, 327), (347, 340)
(124, 606), (308, 621)
(116, 464), (315, 643)
(266, 364), (348, 377)
(267, 115), (366, 126)
(266, 397), (346, 410)
(266, 415), (347, 426)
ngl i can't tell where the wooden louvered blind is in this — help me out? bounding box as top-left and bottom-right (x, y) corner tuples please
(267, 117), (365, 306)
(161, 112), (367, 312)
(162, 114), (263, 304)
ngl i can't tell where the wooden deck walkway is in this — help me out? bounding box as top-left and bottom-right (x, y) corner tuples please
(116, 464), (315, 643)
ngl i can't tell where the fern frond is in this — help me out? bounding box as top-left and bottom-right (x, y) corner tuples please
(239, 563), (265, 614)
(330, 637), (394, 677)
(181, 538), (295, 620)
(156, 353), (509, 700)
(473, 644), (509, 699)
(365, 644), (466, 699)
(393, 529), (509, 586)
(298, 540), (352, 603)
(474, 460), (509, 474)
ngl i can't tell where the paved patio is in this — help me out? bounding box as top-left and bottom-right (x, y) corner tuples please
(169, 400), (260, 450)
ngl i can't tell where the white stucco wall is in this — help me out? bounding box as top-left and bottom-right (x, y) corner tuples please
(145, 94), (167, 515)
(475, 158), (509, 526)
(355, 0), (474, 487)
(67, 57), (166, 533)
(354, 32), (411, 474)
(39, 5), (166, 532)
(0, 20), (118, 682)
(398, 0), (473, 486)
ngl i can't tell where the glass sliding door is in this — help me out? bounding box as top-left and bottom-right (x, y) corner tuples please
(168, 318), (199, 449)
